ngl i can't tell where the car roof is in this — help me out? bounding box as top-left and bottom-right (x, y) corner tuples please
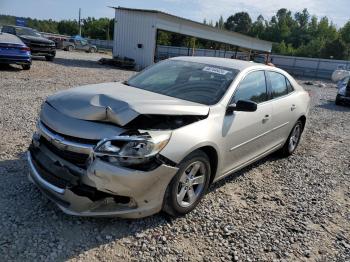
(0, 32), (24, 45)
(171, 56), (270, 71)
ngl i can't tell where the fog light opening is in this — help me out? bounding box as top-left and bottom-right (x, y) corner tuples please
(114, 195), (131, 205)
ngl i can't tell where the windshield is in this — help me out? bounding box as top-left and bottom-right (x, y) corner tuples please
(15, 27), (42, 37)
(127, 60), (239, 105)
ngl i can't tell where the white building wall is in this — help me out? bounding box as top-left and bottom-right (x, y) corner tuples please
(114, 10), (157, 68)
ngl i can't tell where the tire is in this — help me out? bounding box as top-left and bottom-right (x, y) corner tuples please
(280, 120), (304, 157)
(335, 95), (342, 106)
(89, 47), (96, 53)
(45, 56), (54, 61)
(22, 64), (31, 70)
(67, 45), (73, 52)
(163, 150), (211, 217)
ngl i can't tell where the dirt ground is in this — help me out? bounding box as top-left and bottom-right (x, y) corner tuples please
(0, 51), (349, 261)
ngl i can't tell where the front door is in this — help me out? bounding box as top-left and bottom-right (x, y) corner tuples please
(222, 70), (275, 175)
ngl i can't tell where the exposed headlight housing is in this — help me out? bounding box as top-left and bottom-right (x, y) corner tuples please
(94, 133), (171, 166)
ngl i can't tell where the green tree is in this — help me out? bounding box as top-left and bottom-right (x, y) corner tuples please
(249, 15), (266, 38)
(225, 12), (252, 33)
(321, 38), (347, 59)
(57, 20), (78, 35)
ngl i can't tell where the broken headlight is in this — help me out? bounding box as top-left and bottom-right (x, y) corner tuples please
(94, 133), (171, 166)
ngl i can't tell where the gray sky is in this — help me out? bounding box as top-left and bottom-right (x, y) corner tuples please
(1, 0), (349, 27)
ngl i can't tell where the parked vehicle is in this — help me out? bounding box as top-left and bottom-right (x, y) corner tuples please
(63, 38), (97, 53)
(27, 57), (310, 218)
(335, 76), (350, 106)
(0, 32), (31, 70)
(1, 25), (56, 61)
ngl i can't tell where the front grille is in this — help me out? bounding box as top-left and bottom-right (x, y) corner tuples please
(41, 121), (99, 144)
(30, 145), (82, 189)
(29, 42), (54, 49)
(39, 136), (89, 167)
(30, 149), (69, 188)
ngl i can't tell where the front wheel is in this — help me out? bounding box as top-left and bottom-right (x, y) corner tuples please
(280, 120), (303, 157)
(45, 56), (54, 61)
(22, 64), (31, 70)
(163, 150), (211, 217)
(335, 95), (342, 106)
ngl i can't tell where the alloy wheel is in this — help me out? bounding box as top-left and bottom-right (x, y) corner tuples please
(176, 161), (207, 208)
(288, 123), (301, 152)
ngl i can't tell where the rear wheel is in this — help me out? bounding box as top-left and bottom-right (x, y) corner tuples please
(22, 64), (31, 70)
(67, 45), (74, 52)
(89, 47), (97, 53)
(280, 120), (303, 157)
(163, 150), (211, 217)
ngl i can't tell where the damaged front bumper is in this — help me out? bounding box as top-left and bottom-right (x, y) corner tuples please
(27, 125), (178, 218)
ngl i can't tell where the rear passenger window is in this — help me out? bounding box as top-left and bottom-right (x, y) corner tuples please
(267, 71), (289, 98)
(286, 78), (294, 93)
(233, 71), (268, 103)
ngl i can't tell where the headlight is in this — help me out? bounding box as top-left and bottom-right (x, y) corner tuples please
(94, 133), (171, 166)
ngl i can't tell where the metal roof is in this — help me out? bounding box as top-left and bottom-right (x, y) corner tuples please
(111, 6), (272, 53)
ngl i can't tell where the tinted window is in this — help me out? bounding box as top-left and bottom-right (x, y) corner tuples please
(127, 60), (239, 105)
(268, 71), (289, 98)
(233, 71), (267, 103)
(2, 26), (15, 34)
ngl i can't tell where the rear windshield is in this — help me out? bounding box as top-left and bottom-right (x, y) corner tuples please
(127, 60), (239, 105)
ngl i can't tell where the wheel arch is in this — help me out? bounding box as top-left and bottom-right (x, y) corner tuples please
(184, 145), (219, 186)
(298, 115), (307, 131)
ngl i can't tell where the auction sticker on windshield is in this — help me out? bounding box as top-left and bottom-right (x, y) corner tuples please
(203, 66), (230, 75)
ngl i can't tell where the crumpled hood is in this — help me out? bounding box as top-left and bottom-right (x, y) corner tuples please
(46, 82), (210, 126)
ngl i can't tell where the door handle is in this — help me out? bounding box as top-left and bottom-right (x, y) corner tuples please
(262, 114), (271, 122)
(291, 104), (297, 111)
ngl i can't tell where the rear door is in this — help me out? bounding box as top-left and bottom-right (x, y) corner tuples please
(222, 70), (275, 175)
(266, 71), (299, 146)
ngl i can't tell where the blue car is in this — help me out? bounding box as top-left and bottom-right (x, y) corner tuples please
(0, 32), (31, 70)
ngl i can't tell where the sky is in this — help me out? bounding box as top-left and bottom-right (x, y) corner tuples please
(1, 0), (349, 27)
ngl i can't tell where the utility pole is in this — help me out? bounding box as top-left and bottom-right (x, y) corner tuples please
(78, 8), (82, 36)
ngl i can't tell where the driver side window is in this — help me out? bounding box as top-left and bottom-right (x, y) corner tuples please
(232, 71), (268, 104)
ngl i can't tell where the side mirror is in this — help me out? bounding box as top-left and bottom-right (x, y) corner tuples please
(227, 100), (258, 114)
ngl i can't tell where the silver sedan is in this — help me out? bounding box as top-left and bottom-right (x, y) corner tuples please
(27, 57), (310, 218)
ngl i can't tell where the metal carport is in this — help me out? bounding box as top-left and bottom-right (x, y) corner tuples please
(112, 7), (272, 69)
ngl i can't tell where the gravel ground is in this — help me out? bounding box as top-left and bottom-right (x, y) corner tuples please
(0, 51), (349, 261)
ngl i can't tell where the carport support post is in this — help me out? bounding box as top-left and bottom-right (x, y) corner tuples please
(234, 46), (238, 59)
(315, 59), (321, 78)
(265, 53), (270, 64)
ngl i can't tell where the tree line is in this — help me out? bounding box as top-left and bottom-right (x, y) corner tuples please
(209, 8), (350, 60)
(158, 8), (350, 60)
(0, 14), (114, 40)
